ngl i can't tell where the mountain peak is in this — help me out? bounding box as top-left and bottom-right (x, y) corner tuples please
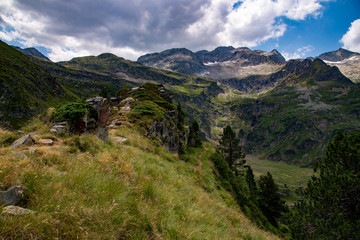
(12, 46), (51, 62)
(97, 53), (119, 59)
(318, 48), (360, 62)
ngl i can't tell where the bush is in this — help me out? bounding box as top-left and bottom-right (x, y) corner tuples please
(53, 102), (89, 124)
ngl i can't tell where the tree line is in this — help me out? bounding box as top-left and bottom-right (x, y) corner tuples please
(211, 125), (360, 239)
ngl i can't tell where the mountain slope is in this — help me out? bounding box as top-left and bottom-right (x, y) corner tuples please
(0, 110), (279, 239)
(56, 53), (224, 139)
(12, 46), (51, 62)
(0, 40), (74, 128)
(138, 47), (285, 80)
(317, 48), (360, 83)
(228, 59), (360, 166)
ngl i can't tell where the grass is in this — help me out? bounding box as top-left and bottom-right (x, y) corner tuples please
(0, 123), (279, 240)
(245, 155), (314, 204)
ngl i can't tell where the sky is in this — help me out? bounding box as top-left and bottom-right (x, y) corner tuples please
(0, 0), (359, 62)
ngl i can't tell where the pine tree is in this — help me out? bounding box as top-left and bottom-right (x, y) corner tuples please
(289, 131), (360, 239)
(188, 120), (202, 147)
(258, 172), (287, 227)
(218, 125), (245, 171)
(245, 166), (258, 202)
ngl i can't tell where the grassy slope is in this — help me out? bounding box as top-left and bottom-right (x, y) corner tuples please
(0, 40), (77, 128)
(0, 123), (278, 240)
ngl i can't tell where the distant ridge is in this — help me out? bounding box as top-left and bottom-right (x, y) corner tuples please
(12, 46), (51, 62)
(138, 46), (286, 80)
(317, 48), (360, 62)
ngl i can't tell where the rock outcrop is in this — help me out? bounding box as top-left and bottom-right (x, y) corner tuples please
(146, 110), (188, 154)
(0, 186), (26, 206)
(57, 97), (110, 141)
(10, 135), (35, 149)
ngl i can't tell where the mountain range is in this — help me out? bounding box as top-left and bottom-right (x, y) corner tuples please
(2, 40), (360, 166)
(138, 46), (286, 80)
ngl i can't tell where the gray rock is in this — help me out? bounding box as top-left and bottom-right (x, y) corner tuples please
(120, 105), (131, 111)
(86, 96), (110, 128)
(13, 153), (27, 159)
(10, 135), (34, 149)
(120, 97), (135, 104)
(38, 139), (54, 146)
(114, 136), (128, 143)
(0, 186), (26, 206)
(2, 206), (35, 215)
(96, 128), (109, 141)
(50, 122), (67, 134)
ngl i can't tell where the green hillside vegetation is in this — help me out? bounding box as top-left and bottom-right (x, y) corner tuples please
(0, 40), (77, 128)
(246, 155), (314, 204)
(229, 59), (360, 165)
(0, 121), (279, 239)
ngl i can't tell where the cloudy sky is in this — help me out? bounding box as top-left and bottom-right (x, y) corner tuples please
(0, 0), (359, 61)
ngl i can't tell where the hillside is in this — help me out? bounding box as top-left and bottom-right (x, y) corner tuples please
(0, 126), (280, 239)
(228, 59), (360, 166)
(0, 82), (279, 239)
(55, 53), (224, 139)
(0, 40), (75, 128)
(138, 47), (285, 80)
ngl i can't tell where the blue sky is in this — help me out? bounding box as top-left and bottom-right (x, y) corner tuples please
(0, 0), (359, 61)
(257, 0), (360, 59)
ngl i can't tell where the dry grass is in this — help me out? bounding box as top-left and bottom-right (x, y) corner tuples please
(0, 123), (280, 239)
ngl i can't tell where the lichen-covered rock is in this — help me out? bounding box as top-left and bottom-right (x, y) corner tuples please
(10, 135), (34, 149)
(0, 186), (26, 206)
(2, 206), (35, 215)
(38, 139), (54, 146)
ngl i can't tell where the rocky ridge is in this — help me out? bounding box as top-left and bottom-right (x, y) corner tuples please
(138, 46), (286, 80)
(317, 48), (360, 83)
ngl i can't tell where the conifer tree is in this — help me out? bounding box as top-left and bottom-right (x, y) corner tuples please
(188, 120), (202, 147)
(289, 131), (360, 239)
(218, 125), (246, 171)
(258, 172), (287, 227)
(245, 166), (258, 202)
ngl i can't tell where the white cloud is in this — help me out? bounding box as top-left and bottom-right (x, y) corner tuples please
(340, 19), (360, 53)
(0, 0), (329, 61)
(186, 0), (327, 49)
(281, 45), (314, 60)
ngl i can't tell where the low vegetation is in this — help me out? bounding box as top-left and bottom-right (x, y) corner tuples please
(0, 122), (279, 239)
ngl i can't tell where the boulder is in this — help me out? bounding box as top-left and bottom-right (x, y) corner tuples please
(50, 122), (67, 134)
(96, 128), (109, 141)
(10, 135), (34, 149)
(13, 153), (27, 159)
(86, 96), (110, 128)
(114, 136), (128, 143)
(2, 206), (35, 215)
(38, 139), (54, 146)
(0, 186), (26, 206)
(120, 97), (135, 104)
